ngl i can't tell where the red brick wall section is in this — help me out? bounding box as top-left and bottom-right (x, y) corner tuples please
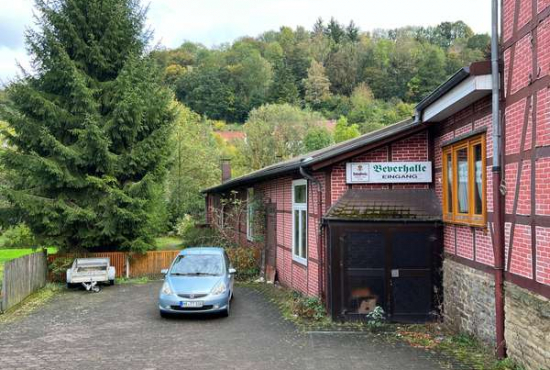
(253, 174), (326, 297)
(433, 97), (494, 268)
(330, 132), (430, 195)
(535, 226), (550, 284)
(501, 0), (550, 290)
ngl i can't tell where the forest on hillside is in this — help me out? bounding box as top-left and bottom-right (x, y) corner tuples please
(152, 18), (490, 128)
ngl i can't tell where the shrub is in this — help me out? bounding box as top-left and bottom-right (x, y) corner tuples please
(49, 257), (73, 282)
(174, 218), (260, 280)
(175, 216), (223, 247)
(1, 223), (36, 249)
(225, 245), (258, 281)
(365, 306), (386, 331)
(291, 294), (326, 321)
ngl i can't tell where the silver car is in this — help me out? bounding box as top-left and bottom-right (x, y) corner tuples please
(158, 247), (235, 318)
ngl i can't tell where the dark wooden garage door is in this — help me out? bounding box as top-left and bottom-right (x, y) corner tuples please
(329, 223), (441, 322)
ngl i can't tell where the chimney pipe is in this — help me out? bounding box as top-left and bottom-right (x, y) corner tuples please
(221, 158), (231, 183)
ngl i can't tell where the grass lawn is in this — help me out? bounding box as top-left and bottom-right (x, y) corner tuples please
(154, 236), (184, 250)
(0, 248), (57, 281)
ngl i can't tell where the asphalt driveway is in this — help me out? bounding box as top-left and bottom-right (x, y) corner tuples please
(0, 282), (466, 370)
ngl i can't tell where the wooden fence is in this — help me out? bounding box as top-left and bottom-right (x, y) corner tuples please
(1, 251), (48, 312)
(48, 250), (181, 280)
(129, 251), (180, 278)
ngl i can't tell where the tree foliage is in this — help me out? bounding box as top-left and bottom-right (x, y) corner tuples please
(0, 0), (174, 252)
(166, 104), (221, 223)
(155, 19), (489, 125)
(304, 126), (333, 152)
(334, 116), (361, 143)
(238, 104), (323, 170)
(303, 60), (331, 108)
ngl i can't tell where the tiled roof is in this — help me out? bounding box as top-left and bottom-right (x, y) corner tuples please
(325, 189), (442, 222)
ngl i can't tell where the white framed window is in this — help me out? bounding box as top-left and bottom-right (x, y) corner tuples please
(246, 187), (254, 241)
(292, 179), (307, 265)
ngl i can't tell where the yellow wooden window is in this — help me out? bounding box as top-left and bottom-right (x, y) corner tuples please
(442, 134), (486, 226)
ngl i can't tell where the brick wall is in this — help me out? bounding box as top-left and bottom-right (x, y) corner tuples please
(433, 96), (494, 269)
(501, 1), (550, 366)
(330, 132), (430, 196)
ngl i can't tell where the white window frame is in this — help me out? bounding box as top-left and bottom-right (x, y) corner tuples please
(246, 187), (254, 241)
(292, 179), (308, 265)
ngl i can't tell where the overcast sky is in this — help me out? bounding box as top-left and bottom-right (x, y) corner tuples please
(0, 0), (493, 86)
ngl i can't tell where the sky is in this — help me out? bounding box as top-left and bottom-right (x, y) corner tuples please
(0, 0), (493, 86)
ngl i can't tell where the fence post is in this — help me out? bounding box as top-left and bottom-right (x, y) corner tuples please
(125, 254), (130, 278)
(1, 262), (5, 313)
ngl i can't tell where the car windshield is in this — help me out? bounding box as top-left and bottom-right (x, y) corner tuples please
(170, 254), (224, 276)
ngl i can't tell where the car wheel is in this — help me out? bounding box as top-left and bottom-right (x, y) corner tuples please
(160, 311), (171, 319)
(221, 300), (230, 317)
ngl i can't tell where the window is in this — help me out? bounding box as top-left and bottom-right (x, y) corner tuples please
(292, 179), (307, 264)
(246, 188), (254, 241)
(442, 134), (486, 226)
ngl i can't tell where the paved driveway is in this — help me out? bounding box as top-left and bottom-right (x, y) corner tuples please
(0, 282), (466, 370)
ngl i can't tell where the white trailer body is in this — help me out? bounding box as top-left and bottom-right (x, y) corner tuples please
(66, 258), (116, 291)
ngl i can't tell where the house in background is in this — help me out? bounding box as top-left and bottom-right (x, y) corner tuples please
(203, 0), (550, 368)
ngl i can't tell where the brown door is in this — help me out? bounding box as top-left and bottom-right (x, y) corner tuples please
(265, 203), (277, 270)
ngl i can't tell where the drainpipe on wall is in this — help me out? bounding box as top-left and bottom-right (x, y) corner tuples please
(299, 166), (324, 300)
(491, 0), (506, 359)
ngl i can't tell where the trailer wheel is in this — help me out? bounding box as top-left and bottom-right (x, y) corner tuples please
(66, 283), (75, 289)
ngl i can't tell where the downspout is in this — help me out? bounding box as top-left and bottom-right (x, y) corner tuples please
(299, 166), (324, 300)
(491, 0), (506, 359)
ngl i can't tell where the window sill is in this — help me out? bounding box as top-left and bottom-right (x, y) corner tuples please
(292, 255), (308, 266)
(443, 219), (487, 228)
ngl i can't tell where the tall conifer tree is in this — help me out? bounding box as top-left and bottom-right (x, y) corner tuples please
(0, 0), (174, 252)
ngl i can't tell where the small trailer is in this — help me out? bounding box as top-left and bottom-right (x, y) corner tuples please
(66, 258), (116, 292)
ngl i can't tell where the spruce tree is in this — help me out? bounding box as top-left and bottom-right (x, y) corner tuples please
(0, 0), (174, 252)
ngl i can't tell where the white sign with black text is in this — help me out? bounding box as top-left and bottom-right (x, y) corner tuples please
(346, 161), (432, 184)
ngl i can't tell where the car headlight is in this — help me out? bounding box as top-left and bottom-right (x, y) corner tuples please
(211, 281), (227, 295)
(161, 282), (173, 295)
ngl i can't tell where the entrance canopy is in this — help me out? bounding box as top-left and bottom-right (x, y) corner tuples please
(325, 189), (442, 222)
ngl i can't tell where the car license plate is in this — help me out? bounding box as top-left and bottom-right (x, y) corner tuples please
(180, 301), (203, 308)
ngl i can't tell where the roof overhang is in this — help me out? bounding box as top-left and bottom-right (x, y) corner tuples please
(421, 74), (492, 123)
(324, 189), (442, 222)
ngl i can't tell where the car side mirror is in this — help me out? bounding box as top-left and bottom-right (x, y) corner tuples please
(161, 269), (168, 275)
(228, 268), (236, 274)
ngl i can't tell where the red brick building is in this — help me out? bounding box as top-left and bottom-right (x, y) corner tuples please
(204, 1), (550, 368)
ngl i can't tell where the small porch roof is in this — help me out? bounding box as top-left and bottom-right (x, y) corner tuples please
(324, 189), (442, 222)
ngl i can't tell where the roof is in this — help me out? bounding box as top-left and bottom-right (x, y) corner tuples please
(215, 131), (246, 141)
(415, 60), (491, 114)
(179, 247), (225, 255)
(203, 118), (421, 193)
(324, 189), (442, 222)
